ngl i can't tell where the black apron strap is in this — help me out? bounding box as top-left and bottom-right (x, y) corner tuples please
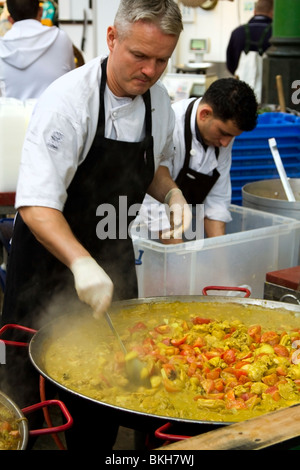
(244, 24), (251, 54)
(184, 98), (219, 164)
(142, 88), (152, 136)
(243, 22), (272, 56)
(183, 98), (198, 171)
(257, 23), (272, 56)
(97, 57), (107, 138)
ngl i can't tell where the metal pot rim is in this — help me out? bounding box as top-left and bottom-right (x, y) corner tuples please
(0, 390), (28, 450)
(242, 179), (300, 205)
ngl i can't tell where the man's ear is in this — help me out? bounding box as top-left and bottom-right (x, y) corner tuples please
(198, 104), (213, 121)
(8, 15), (14, 25)
(107, 26), (118, 53)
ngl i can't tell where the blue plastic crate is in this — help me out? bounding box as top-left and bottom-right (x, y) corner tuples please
(232, 142), (300, 160)
(231, 112), (300, 205)
(235, 112), (300, 142)
(232, 154), (300, 168)
(231, 161), (300, 176)
(232, 112), (300, 157)
(233, 137), (300, 150)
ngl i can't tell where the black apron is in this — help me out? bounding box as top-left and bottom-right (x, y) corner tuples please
(2, 57), (154, 329)
(175, 98), (220, 205)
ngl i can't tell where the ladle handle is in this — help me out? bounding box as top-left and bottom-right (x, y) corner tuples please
(269, 138), (296, 202)
(104, 311), (127, 355)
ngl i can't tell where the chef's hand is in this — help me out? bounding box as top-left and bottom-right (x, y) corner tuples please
(70, 256), (114, 319)
(161, 188), (192, 241)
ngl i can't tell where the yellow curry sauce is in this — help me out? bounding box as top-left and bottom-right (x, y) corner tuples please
(0, 403), (22, 450)
(43, 301), (300, 423)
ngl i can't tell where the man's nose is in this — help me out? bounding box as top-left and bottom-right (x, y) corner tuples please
(141, 59), (157, 78)
(219, 136), (233, 147)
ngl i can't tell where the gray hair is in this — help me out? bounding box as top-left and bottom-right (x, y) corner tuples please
(114, 0), (183, 39)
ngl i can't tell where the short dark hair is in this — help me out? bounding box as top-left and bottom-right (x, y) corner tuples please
(255, 0), (273, 15)
(6, 0), (40, 22)
(201, 78), (258, 131)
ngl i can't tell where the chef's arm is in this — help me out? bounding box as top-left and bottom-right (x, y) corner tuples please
(204, 218), (226, 238)
(19, 206), (88, 265)
(147, 165), (177, 202)
(18, 206), (114, 318)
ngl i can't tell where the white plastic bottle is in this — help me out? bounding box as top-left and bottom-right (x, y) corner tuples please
(0, 98), (36, 192)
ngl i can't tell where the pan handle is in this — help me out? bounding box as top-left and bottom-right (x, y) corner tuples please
(279, 294), (300, 305)
(22, 400), (73, 436)
(154, 422), (190, 442)
(0, 323), (36, 347)
(202, 286), (251, 298)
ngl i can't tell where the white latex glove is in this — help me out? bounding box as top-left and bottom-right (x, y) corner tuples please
(161, 188), (192, 240)
(70, 256), (114, 319)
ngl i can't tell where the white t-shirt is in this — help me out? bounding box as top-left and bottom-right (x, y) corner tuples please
(15, 56), (175, 211)
(139, 97), (233, 233)
(0, 19), (75, 99)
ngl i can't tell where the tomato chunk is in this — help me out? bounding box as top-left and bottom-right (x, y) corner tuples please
(273, 344), (289, 357)
(260, 331), (280, 345)
(129, 322), (147, 334)
(222, 349), (236, 364)
(171, 335), (188, 346)
(192, 317), (212, 325)
(248, 325), (261, 342)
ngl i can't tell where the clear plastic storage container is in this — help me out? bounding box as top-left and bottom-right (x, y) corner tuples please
(133, 204), (300, 299)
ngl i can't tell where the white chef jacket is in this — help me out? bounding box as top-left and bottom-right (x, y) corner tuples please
(15, 56), (175, 211)
(139, 97), (233, 234)
(0, 19), (75, 99)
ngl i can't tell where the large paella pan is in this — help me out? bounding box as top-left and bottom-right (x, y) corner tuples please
(28, 295), (300, 428)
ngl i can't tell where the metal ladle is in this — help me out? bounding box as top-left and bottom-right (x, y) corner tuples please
(269, 137), (296, 202)
(104, 311), (149, 386)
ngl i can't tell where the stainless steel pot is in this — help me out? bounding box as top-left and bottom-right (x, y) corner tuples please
(27, 295), (300, 429)
(242, 178), (300, 220)
(0, 389), (73, 450)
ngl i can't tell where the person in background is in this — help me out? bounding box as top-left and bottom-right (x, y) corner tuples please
(226, 0), (273, 102)
(140, 78), (258, 241)
(1, 0), (190, 449)
(0, 0), (75, 99)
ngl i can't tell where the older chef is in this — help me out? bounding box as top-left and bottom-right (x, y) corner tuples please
(1, 0), (190, 450)
(140, 78), (258, 241)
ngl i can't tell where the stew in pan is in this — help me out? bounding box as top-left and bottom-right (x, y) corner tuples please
(0, 403), (23, 450)
(43, 301), (300, 423)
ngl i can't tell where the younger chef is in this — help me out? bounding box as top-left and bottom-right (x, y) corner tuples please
(139, 78), (258, 241)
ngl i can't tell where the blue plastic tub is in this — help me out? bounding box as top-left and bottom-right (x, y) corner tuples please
(231, 112), (300, 204)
